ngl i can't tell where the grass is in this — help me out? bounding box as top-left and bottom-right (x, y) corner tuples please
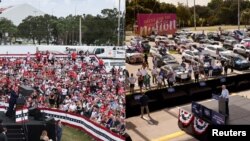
(62, 125), (93, 141)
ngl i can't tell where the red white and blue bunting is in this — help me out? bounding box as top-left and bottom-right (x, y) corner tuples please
(179, 109), (194, 126)
(193, 117), (209, 135)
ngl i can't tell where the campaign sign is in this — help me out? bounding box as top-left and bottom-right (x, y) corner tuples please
(202, 106), (212, 121)
(220, 77), (226, 83)
(199, 81), (206, 87)
(211, 111), (226, 125)
(192, 102), (202, 117)
(168, 87), (175, 93)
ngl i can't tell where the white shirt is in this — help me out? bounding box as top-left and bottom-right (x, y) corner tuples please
(151, 68), (158, 75)
(128, 77), (136, 84)
(220, 89), (229, 99)
(141, 69), (147, 76)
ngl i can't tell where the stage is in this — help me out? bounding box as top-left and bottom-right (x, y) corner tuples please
(0, 111), (56, 141)
(178, 95), (250, 141)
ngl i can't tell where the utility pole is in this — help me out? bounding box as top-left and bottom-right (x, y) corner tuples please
(238, 0), (240, 30)
(194, 0), (196, 30)
(117, 0), (121, 46)
(79, 17), (82, 46)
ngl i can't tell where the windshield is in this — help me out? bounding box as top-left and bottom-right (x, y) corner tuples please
(162, 55), (175, 61)
(217, 47), (226, 52)
(234, 55), (245, 61)
(193, 52), (199, 56)
(173, 66), (185, 72)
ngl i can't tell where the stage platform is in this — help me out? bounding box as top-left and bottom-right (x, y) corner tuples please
(181, 95), (250, 125)
(0, 111), (56, 141)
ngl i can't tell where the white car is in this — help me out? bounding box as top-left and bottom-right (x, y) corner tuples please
(233, 44), (250, 55)
(130, 36), (143, 46)
(202, 45), (230, 58)
(182, 49), (200, 62)
(155, 36), (169, 45)
(126, 49), (144, 64)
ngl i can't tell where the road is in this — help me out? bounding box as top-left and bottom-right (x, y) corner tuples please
(126, 90), (250, 141)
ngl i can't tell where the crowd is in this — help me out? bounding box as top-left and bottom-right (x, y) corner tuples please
(127, 48), (234, 93)
(0, 51), (126, 135)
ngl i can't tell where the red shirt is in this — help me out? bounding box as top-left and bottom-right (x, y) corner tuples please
(72, 52), (77, 59)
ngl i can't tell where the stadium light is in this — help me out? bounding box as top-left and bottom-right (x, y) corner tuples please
(194, 0), (196, 30)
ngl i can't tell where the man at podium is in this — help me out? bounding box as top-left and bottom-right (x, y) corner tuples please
(220, 85), (229, 116)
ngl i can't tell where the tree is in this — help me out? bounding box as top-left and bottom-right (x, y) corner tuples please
(176, 3), (191, 27)
(241, 8), (250, 25)
(0, 18), (17, 45)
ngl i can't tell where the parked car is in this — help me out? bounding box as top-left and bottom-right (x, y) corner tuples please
(126, 49), (144, 64)
(223, 39), (237, 50)
(207, 32), (220, 41)
(153, 53), (178, 67)
(155, 36), (169, 45)
(192, 33), (206, 42)
(199, 38), (220, 45)
(182, 49), (200, 62)
(233, 44), (250, 56)
(160, 63), (191, 82)
(130, 36), (143, 46)
(240, 38), (250, 48)
(220, 52), (250, 70)
(203, 45), (230, 58)
(147, 34), (156, 41)
(233, 30), (247, 41)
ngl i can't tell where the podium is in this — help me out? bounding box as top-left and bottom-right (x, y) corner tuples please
(212, 94), (228, 116)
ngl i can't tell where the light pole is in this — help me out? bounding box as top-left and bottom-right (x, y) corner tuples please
(117, 0), (121, 46)
(79, 14), (85, 46)
(238, 0), (240, 30)
(194, 0), (196, 30)
(79, 16), (82, 46)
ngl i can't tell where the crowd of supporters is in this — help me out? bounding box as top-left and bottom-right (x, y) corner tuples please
(0, 51), (126, 135)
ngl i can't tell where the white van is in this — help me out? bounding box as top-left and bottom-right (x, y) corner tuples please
(103, 59), (126, 73)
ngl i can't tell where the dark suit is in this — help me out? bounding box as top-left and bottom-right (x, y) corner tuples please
(0, 133), (7, 141)
(6, 90), (18, 117)
(56, 125), (62, 141)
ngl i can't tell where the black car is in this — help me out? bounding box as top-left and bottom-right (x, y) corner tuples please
(220, 52), (250, 70)
(207, 32), (220, 41)
(199, 38), (220, 45)
(192, 33), (206, 42)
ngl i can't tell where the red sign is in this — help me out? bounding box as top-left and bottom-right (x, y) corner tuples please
(137, 13), (176, 36)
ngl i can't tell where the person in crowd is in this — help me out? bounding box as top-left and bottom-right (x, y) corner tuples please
(140, 92), (150, 118)
(229, 57), (234, 73)
(144, 53), (149, 69)
(220, 85), (229, 116)
(56, 120), (63, 141)
(128, 73), (136, 94)
(208, 63), (213, 78)
(151, 67), (158, 84)
(156, 74), (163, 89)
(40, 130), (50, 141)
(193, 64), (199, 83)
(144, 73), (151, 90)
(167, 70), (175, 87)
(224, 61), (228, 75)
(138, 75), (143, 93)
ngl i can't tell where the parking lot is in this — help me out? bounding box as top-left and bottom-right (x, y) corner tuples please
(125, 31), (250, 94)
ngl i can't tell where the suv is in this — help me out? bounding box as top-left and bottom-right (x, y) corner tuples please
(182, 49), (200, 62)
(203, 45), (229, 58)
(223, 39), (237, 50)
(233, 44), (250, 56)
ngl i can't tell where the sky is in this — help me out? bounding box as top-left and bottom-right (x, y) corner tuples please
(0, 0), (125, 17)
(160, 0), (210, 6)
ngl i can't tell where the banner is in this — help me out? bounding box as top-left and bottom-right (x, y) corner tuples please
(137, 13), (176, 36)
(15, 107), (29, 123)
(39, 108), (125, 141)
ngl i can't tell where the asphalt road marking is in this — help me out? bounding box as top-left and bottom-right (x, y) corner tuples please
(151, 131), (186, 141)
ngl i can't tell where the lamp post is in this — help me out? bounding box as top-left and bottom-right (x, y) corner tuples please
(194, 0), (196, 30)
(79, 14), (85, 46)
(238, 0), (240, 30)
(117, 0), (121, 46)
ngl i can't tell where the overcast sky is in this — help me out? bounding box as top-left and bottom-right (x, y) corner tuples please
(0, 0), (125, 17)
(160, 0), (210, 6)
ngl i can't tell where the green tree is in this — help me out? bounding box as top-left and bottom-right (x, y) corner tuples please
(241, 8), (250, 25)
(176, 3), (191, 27)
(0, 18), (17, 45)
